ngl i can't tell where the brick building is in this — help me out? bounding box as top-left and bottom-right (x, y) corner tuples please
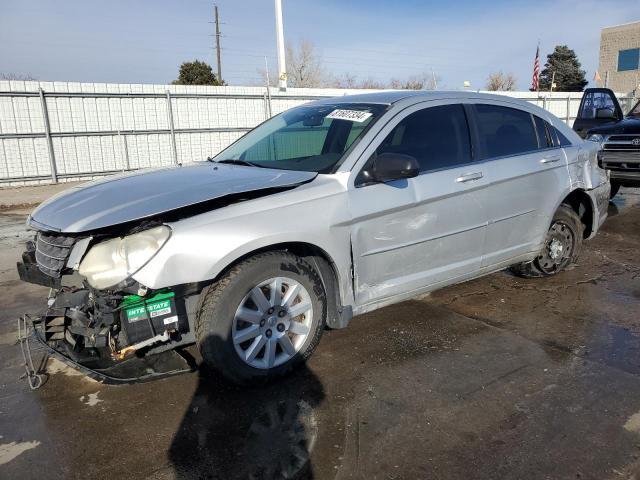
(599, 21), (640, 94)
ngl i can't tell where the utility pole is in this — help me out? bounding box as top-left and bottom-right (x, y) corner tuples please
(274, 0), (287, 91)
(214, 5), (222, 82)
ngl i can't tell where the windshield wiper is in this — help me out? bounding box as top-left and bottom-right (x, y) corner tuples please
(212, 158), (263, 168)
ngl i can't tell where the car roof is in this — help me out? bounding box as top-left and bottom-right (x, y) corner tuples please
(313, 90), (530, 106)
(312, 90), (581, 145)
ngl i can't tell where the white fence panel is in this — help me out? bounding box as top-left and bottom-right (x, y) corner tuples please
(0, 80), (635, 186)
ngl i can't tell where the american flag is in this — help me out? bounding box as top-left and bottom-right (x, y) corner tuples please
(531, 45), (540, 92)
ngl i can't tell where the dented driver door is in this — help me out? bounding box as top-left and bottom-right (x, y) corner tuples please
(348, 101), (488, 308)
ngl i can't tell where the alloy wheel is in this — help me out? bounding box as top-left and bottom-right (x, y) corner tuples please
(232, 276), (313, 369)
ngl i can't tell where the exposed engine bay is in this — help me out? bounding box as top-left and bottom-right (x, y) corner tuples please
(16, 163), (318, 384)
(18, 229), (198, 383)
(42, 288), (190, 363)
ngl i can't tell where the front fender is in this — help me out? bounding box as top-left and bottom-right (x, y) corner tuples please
(132, 174), (354, 305)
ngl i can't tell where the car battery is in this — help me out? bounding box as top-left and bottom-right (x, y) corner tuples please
(120, 291), (181, 346)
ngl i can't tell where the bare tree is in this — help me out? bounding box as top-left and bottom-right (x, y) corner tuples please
(389, 77), (408, 89)
(485, 71), (517, 91)
(389, 72), (440, 90)
(332, 72), (358, 89)
(331, 72), (441, 90)
(285, 39), (330, 88)
(257, 67), (278, 87)
(0, 72), (38, 81)
(258, 60), (441, 91)
(256, 40), (330, 88)
(357, 77), (387, 89)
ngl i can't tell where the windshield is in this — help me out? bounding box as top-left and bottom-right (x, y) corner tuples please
(214, 103), (386, 173)
(628, 100), (640, 117)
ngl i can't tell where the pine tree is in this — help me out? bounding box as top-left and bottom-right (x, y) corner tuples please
(172, 61), (225, 86)
(538, 45), (588, 92)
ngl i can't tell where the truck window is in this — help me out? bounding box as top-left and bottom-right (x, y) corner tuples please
(578, 91), (617, 120)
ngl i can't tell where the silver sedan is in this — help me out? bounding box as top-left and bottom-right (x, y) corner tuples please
(20, 91), (610, 385)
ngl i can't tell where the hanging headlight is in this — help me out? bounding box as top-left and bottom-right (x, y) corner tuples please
(79, 225), (171, 290)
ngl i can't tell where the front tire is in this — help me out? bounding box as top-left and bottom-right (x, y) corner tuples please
(510, 205), (584, 278)
(195, 251), (326, 385)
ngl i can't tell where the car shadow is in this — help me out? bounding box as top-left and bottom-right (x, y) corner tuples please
(168, 337), (325, 480)
(608, 199), (620, 217)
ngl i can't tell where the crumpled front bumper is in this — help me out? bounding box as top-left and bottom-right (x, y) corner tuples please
(19, 315), (195, 386)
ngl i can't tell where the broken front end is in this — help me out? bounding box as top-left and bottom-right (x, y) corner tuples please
(18, 226), (196, 383)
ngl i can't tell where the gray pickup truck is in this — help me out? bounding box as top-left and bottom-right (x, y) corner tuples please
(572, 87), (640, 198)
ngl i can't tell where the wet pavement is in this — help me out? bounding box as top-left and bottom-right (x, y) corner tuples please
(1, 190), (639, 479)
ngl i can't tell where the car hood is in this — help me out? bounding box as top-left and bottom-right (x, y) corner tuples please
(588, 117), (640, 135)
(29, 163), (317, 233)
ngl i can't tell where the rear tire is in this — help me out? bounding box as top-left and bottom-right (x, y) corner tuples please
(195, 251), (326, 385)
(610, 181), (621, 199)
(510, 205), (584, 278)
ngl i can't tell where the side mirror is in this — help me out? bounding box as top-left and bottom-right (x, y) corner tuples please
(595, 107), (616, 120)
(370, 153), (420, 183)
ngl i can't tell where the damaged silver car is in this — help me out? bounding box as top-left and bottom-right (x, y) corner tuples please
(18, 91), (610, 385)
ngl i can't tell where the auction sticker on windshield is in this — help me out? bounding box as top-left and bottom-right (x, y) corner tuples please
(326, 109), (373, 123)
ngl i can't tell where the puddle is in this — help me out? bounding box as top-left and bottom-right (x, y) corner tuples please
(585, 323), (640, 375)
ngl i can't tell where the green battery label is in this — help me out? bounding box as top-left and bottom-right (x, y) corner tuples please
(123, 292), (175, 323)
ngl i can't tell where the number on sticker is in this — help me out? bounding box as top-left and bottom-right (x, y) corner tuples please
(326, 109), (373, 123)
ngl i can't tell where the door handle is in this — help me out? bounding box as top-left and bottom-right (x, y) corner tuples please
(456, 172), (483, 183)
(541, 156), (561, 164)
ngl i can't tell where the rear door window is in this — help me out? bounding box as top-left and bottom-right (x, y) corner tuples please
(532, 114), (572, 148)
(551, 126), (572, 147)
(473, 104), (538, 159)
(375, 104), (472, 172)
(533, 115), (554, 148)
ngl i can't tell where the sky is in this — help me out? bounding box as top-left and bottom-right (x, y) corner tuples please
(0, 0), (638, 90)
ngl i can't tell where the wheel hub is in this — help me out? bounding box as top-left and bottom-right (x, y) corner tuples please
(549, 239), (564, 260)
(263, 309), (289, 335)
(536, 220), (575, 274)
(231, 276), (313, 369)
